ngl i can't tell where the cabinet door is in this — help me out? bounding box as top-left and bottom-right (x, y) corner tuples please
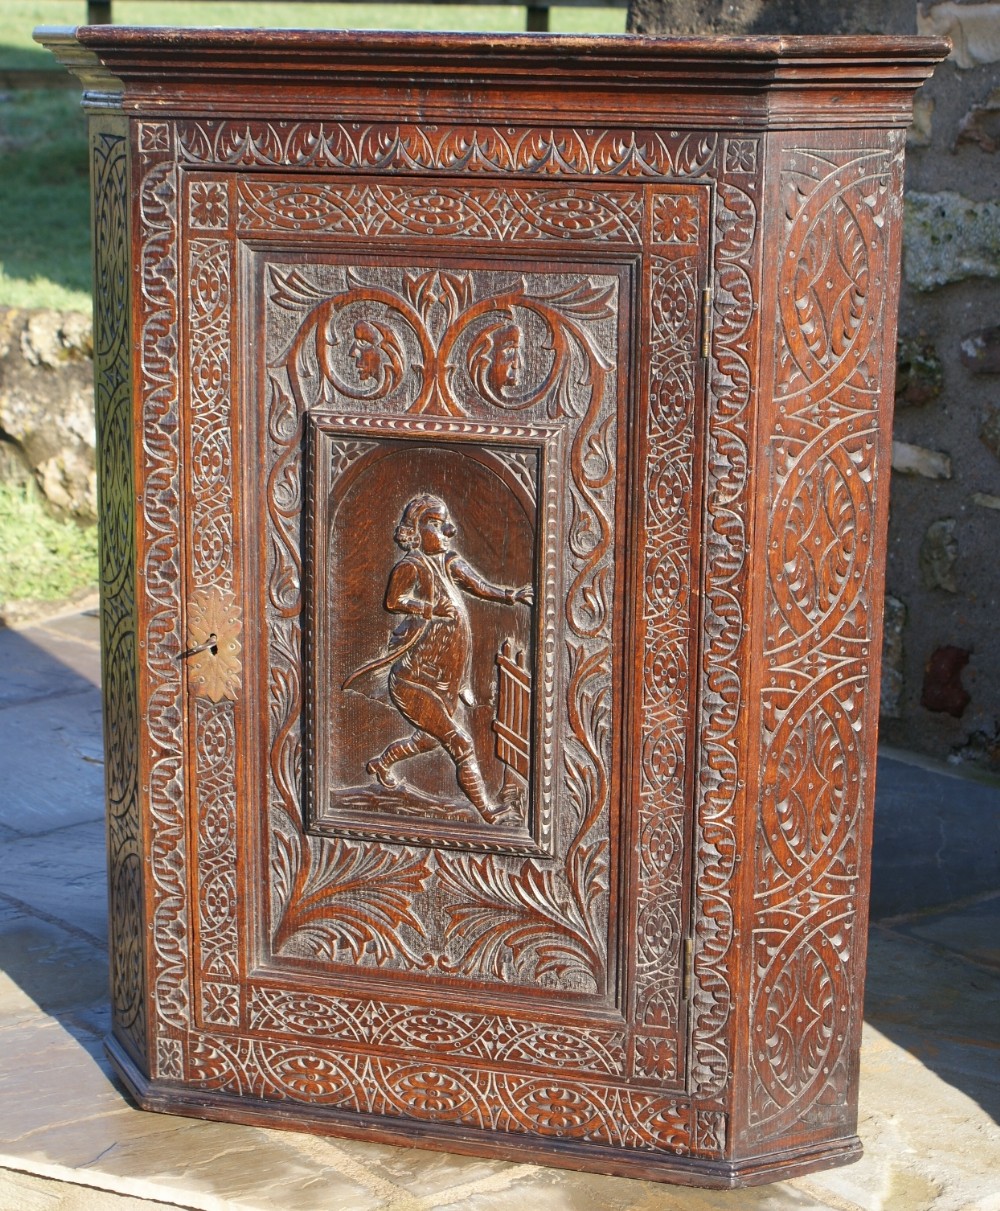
(179, 169), (714, 1150)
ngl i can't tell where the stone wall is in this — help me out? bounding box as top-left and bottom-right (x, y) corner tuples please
(0, 307), (96, 522)
(884, 2), (1000, 772)
(626, 0), (1000, 771)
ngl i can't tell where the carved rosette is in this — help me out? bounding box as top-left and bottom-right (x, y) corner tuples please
(93, 120), (145, 1064)
(748, 139), (901, 1140)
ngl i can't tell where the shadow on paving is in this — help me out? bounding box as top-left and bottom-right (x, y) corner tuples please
(1, 612), (998, 1152)
(0, 612), (111, 1051)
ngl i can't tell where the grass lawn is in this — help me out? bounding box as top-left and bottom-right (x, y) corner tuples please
(0, 87), (91, 311)
(0, 480), (99, 608)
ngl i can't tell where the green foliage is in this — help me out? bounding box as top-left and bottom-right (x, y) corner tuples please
(0, 88), (91, 311)
(0, 480), (98, 605)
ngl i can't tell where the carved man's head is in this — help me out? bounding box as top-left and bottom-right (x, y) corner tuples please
(470, 317), (521, 400)
(394, 494), (456, 554)
(349, 318), (404, 393)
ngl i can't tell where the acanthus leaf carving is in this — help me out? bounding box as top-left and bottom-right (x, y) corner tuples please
(272, 821), (435, 967)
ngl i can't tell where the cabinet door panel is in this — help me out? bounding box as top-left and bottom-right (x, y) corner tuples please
(183, 175), (709, 1122)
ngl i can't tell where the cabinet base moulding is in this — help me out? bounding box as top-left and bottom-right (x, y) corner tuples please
(106, 1035), (864, 1190)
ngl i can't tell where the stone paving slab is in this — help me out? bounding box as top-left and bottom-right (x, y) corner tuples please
(0, 1168), (177, 1211)
(0, 607), (101, 704)
(1, 611), (998, 1211)
(871, 749), (1000, 918)
(890, 891), (1000, 971)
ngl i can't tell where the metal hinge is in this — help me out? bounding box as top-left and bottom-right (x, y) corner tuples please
(700, 286), (713, 360)
(682, 935), (694, 1001)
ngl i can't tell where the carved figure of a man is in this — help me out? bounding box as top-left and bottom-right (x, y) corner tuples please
(349, 494), (532, 823)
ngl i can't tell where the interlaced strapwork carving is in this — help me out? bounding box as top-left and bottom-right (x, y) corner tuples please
(94, 121), (145, 1064)
(749, 139), (901, 1139)
(628, 190), (706, 1083)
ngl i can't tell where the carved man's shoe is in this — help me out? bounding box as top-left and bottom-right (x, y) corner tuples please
(367, 757), (400, 789)
(480, 801), (519, 825)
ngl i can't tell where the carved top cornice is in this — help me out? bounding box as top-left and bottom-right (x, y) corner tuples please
(35, 28), (949, 129)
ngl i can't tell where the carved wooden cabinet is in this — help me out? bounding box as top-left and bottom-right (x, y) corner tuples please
(40, 26), (946, 1188)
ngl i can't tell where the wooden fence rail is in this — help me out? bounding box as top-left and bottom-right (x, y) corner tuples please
(83, 0), (627, 34)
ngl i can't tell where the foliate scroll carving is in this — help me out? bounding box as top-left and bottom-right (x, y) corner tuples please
(267, 263), (618, 421)
(94, 121), (144, 1064)
(265, 263), (618, 995)
(195, 698), (240, 1028)
(189, 236), (235, 590)
(181, 121), (719, 180)
(164, 133), (749, 1121)
(187, 201), (243, 1029)
(135, 119), (190, 1072)
(689, 164), (761, 1102)
(153, 128), (753, 1157)
(749, 140), (901, 1139)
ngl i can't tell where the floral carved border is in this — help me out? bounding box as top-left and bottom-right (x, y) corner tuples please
(185, 216), (243, 1031)
(688, 167), (759, 1101)
(135, 120), (190, 1080)
(178, 121), (721, 180)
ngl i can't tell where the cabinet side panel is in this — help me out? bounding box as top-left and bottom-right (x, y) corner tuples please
(91, 114), (146, 1068)
(739, 128), (904, 1155)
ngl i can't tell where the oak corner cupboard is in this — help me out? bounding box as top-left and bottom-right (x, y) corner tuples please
(38, 24), (947, 1189)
